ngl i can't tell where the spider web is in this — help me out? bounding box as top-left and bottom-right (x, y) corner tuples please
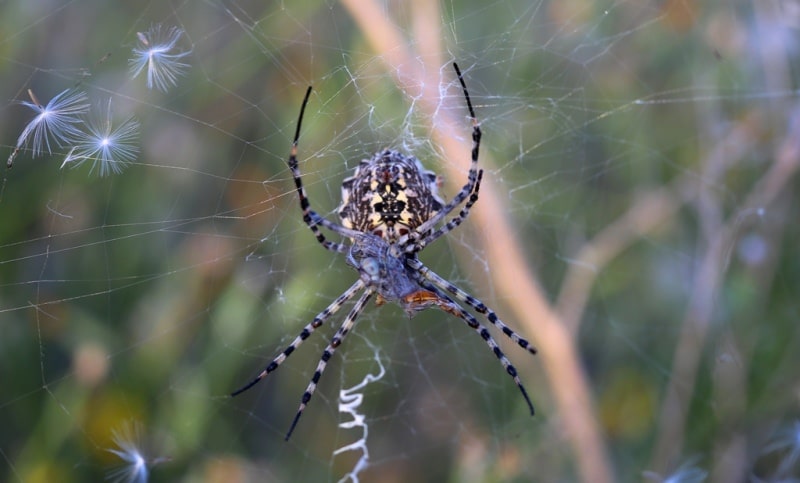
(2, 0), (800, 481)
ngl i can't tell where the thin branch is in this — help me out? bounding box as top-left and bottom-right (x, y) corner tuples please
(650, 105), (800, 473)
(556, 179), (693, 335)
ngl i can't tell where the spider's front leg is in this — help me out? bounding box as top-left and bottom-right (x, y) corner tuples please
(407, 169), (484, 254)
(411, 62), (482, 239)
(285, 86), (352, 254)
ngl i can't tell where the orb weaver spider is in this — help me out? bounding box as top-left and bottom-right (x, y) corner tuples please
(232, 63), (537, 441)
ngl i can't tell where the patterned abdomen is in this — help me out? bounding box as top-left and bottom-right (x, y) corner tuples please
(338, 149), (444, 242)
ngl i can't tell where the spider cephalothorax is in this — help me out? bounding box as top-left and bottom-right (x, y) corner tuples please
(338, 150), (444, 242)
(232, 63), (538, 441)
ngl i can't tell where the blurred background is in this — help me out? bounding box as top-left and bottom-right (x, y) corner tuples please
(1, 0), (799, 482)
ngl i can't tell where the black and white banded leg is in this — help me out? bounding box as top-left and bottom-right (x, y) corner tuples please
(286, 85), (349, 254)
(285, 288), (375, 440)
(411, 63), (482, 239)
(409, 169), (483, 254)
(410, 259), (537, 356)
(418, 281), (535, 415)
(231, 279), (366, 397)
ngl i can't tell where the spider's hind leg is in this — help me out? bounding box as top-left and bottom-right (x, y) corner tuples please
(231, 279), (366, 397)
(284, 287), (375, 440)
(419, 283), (535, 415)
(409, 259), (537, 355)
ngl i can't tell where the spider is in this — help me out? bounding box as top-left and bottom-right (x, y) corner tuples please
(232, 63), (537, 441)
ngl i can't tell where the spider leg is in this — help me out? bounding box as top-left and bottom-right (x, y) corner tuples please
(285, 288), (375, 440)
(418, 282), (535, 415)
(308, 211), (365, 240)
(408, 169), (483, 254)
(408, 62), (482, 245)
(231, 279), (366, 397)
(287, 86), (349, 254)
(410, 259), (537, 356)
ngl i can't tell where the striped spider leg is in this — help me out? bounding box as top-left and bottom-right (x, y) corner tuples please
(408, 258), (538, 357)
(284, 287), (374, 440)
(412, 277), (535, 414)
(408, 168), (484, 254)
(231, 279), (366, 398)
(402, 62), (482, 251)
(285, 85), (350, 254)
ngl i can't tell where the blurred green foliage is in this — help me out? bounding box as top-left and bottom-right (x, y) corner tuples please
(1, 0), (799, 482)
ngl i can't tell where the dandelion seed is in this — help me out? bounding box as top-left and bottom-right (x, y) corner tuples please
(61, 99), (140, 176)
(106, 421), (149, 483)
(643, 457), (707, 483)
(105, 420), (170, 483)
(8, 88), (89, 168)
(129, 24), (191, 92)
(763, 420), (800, 477)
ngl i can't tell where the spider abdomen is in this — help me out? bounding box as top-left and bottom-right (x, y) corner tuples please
(338, 149), (444, 242)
